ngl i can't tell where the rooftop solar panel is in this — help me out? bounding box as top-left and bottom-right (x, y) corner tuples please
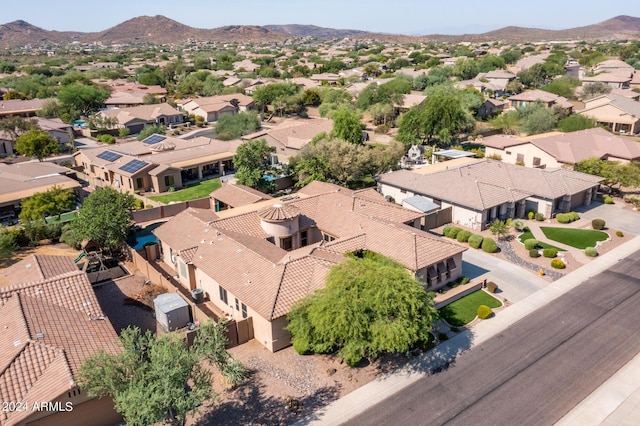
(144, 134), (166, 145)
(119, 159), (149, 174)
(96, 151), (123, 162)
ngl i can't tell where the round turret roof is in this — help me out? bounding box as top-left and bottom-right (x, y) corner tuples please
(257, 203), (300, 222)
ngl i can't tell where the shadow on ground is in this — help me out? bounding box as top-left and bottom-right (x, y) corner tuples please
(93, 279), (157, 334)
(195, 372), (341, 425)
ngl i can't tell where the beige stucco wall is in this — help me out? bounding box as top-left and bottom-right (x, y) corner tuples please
(485, 144), (561, 168)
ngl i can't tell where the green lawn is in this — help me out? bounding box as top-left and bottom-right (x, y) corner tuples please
(148, 178), (221, 204)
(540, 227), (608, 249)
(44, 211), (79, 224)
(439, 290), (502, 326)
(518, 227), (565, 251)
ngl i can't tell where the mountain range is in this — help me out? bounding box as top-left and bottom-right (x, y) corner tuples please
(1, 15), (639, 48)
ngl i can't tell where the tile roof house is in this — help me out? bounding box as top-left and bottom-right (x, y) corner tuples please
(0, 162), (81, 214)
(0, 256), (122, 426)
(74, 135), (242, 194)
(242, 118), (334, 160)
(0, 99), (46, 118)
(483, 127), (640, 168)
(181, 94), (256, 122)
(507, 89), (573, 112)
(210, 182), (273, 212)
(579, 93), (640, 135)
(153, 181), (465, 352)
(377, 158), (602, 230)
(99, 103), (185, 134)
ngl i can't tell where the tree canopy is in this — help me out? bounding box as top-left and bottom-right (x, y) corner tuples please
(213, 111), (261, 140)
(557, 114), (598, 132)
(14, 129), (59, 161)
(330, 106), (364, 144)
(233, 138), (274, 189)
(575, 158), (640, 192)
(19, 185), (75, 222)
(287, 251), (438, 366)
(78, 321), (245, 426)
(70, 187), (135, 251)
(57, 83), (110, 121)
(0, 229), (18, 260)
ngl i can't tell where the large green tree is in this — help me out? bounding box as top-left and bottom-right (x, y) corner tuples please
(233, 138), (274, 189)
(214, 111), (261, 140)
(70, 187), (135, 251)
(288, 251), (438, 366)
(57, 83), (110, 120)
(557, 115), (598, 132)
(0, 229), (18, 259)
(330, 106), (364, 144)
(19, 185), (75, 222)
(14, 129), (59, 161)
(575, 158), (640, 192)
(78, 321), (245, 426)
(0, 116), (39, 141)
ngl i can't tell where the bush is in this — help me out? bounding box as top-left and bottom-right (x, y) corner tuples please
(118, 127), (130, 138)
(623, 194), (640, 208)
(481, 237), (498, 253)
(524, 238), (539, 250)
(616, 231), (624, 237)
(442, 226), (453, 237)
(146, 204), (154, 209)
(542, 248), (558, 258)
(569, 212), (580, 221)
(556, 213), (570, 224)
(535, 212), (544, 221)
(585, 246), (598, 257)
(99, 134), (116, 144)
(456, 230), (472, 242)
(134, 198), (144, 211)
(513, 220), (524, 231)
(448, 227), (462, 239)
(592, 219), (606, 230)
(468, 234), (484, 249)
(551, 259), (566, 269)
(603, 195), (614, 204)
(292, 337), (312, 355)
(460, 276), (470, 285)
(477, 305), (493, 320)
(529, 249), (540, 258)
(487, 281), (498, 293)
(527, 211), (535, 220)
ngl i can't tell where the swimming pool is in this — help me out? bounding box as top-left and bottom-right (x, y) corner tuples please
(130, 234), (158, 250)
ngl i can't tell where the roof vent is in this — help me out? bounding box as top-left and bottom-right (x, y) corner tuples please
(36, 333), (44, 339)
(13, 340), (21, 346)
(82, 301), (91, 307)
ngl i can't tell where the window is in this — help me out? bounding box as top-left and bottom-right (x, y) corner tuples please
(179, 261), (187, 278)
(533, 157), (541, 166)
(300, 230), (308, 247)
(164, 175), (175, 187)
(219, 286), (228, 304)
(136, 177), (144, 189)
(516, 153), (525, 163)
(104, 172), (109, 181)
(400, 189), (407, 194)
(235, 297), (239, 311)
(170, 248), (176, 264)
(323, 233), (335, 242)
(241, 303), (247, 319)
(281, 236), (293, 251)
(505, 151), (511, 155)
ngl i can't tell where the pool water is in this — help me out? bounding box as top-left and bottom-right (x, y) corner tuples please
(129, 233), (158, 250)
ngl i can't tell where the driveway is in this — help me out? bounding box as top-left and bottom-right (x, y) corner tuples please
(575, 201), (640, 234)
(461, 248), (547, 303)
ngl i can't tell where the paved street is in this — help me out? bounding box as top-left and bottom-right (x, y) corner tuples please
(347, 249), (640, 426)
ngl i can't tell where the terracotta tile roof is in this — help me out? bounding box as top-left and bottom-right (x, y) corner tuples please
(2, 255), (78, 284)
(101, 103), (182, 125)
(210, 183), (273, 208)
(179, 247), (199, 263)
(0, 260), (120, 425)
(154, 208), (217, 251)
(508, 89), (573, 109)
(257, 203), (301, 222)
(251, 118), (333, 150)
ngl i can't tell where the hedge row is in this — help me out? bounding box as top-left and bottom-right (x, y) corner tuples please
(442, 227), (497, 253)
(556, 212), (580, 224)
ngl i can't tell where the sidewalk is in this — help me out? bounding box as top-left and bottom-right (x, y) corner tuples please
(296, 235), (640, 426)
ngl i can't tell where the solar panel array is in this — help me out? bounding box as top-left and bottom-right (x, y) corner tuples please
(119, 159), (149, 174)
(96, 151), (123, 162)
(144, 134), (166, 145)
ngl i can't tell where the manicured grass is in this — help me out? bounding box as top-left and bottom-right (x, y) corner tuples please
(148, 178), (221, 204)
(439, 290), (502, 327)
(518, 227), (566, 251)
(44, 211), (79, 224)
(540, 227), (608, 249)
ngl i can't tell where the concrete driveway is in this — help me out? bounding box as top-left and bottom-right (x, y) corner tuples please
(575, 201), (640, 234)
(461, 248), (548, 303)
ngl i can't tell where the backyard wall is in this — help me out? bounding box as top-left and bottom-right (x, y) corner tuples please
(132, 197), (211, 223)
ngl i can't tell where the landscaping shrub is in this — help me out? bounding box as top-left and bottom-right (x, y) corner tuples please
(468, 234), (484, 249)
(513, 220), (524, 231)
(145, 204), (153, 209)
(481, 237), (498, 253)
(524, 238), (539, 250)
(616, 231), (624, 237)
(477, 305), (493, 320)
(487, 282), (498, 293)
(585, 246), (598, 257)
(556, 213), (570, 224)
(592, 219), (606, 230)
(134, 198), (144, 211)
(99, 134), (116, 144)
(535, 212), (544, 221)
(569, 212), (580, 221)
(448, 227), (462, 239)
(460, 277), (470, 285)
(542, 248), (558, 258)
(527, 211), (535, 220)
(551, 259), (566, 269)
(603, 195), (614, 204)
(529, 249), (540, 258)
(623, 194), (640, 208)
(456, 230), (472, 243)
(442, 226), (453, 237)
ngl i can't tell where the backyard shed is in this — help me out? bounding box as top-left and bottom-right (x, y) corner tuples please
(153, 293), (190, 331)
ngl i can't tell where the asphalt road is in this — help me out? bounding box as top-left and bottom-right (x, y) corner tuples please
(348, 250), (640, 426)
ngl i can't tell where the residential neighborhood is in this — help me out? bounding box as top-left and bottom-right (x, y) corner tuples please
(1, 7), (640, 426)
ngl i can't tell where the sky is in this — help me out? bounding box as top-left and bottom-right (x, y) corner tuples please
(3, 0), (638, 36)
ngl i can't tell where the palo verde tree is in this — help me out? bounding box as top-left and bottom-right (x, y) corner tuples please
(330, 105), (365, 145)
(14, 129), (59, 161)
(69, 187), (135, 251)
(78, 320), (245, 426)
(287, 251), (438, 366)
(19, 185), (76, 223)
